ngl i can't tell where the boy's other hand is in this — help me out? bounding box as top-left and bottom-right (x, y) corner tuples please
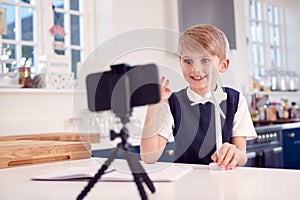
(211, 142), (241, 170)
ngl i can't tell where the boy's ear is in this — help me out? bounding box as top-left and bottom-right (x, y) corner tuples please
(219, 58), (230, 72)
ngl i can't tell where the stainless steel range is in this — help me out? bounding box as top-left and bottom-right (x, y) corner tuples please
(246, 124), (283, 168)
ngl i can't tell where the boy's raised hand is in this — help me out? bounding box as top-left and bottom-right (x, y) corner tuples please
(159, 76), (172, 103)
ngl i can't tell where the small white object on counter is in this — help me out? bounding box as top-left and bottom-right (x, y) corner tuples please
(208, 162), (225, 170)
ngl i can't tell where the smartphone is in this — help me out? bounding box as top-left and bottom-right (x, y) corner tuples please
(86, 63), (161, 112)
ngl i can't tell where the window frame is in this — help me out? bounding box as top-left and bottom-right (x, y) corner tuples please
(52, 0), (84, 77)
(245, 0), (287, 80)
(0, 0), (96, 78)
(0, 0), (39, 73)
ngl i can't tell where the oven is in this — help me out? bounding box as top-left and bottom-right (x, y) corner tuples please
(246, 125), (283, 168)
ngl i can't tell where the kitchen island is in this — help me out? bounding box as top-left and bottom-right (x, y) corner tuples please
(0, 157), (299, 200)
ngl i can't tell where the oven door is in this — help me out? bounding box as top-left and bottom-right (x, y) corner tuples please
(245, 152), (257, 167)
(264, 146), (283, 168)
(246, 146), (283, 168)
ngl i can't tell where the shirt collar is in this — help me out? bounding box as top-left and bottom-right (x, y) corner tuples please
(187, 83), (227, 106)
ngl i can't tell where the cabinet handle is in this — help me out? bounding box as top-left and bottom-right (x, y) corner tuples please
(288, 133), (295, 138)
(165, 150), (174, 156)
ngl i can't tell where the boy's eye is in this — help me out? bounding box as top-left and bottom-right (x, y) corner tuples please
(200, 58), (211, 65)
(183, 59), (193, 65)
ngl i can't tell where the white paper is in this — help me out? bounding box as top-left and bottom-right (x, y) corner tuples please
(32, 165), (193, 182)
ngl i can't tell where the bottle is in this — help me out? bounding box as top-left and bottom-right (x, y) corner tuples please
(290, 102), (299, 119)
(275, 102), (284, 119)
(258, 104), (266, 121)
(282, 99), (290, 119)
(266, 103), (277, 121)
(251, 110), (259, 121)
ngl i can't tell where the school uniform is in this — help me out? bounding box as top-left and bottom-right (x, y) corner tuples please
(157, 84), (257, 164)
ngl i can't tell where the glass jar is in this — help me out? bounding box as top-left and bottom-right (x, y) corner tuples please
(270, 70), (279, 91)
(266, 103), (277, 121)
(288, 71), (299, 91)
(18, 66), (31, 86)
(259, 75), (271, 91)
(278, 71), (289, 91)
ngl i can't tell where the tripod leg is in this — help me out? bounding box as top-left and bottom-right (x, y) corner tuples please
(76, 147), (119, 200)
(139, 171), (156, 193)
(122, 148), (156, 200)
(132, 173), (148, 200)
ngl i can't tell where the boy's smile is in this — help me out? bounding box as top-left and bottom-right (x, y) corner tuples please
(190, 74), (206, 81)
(186, 70), (209, 96)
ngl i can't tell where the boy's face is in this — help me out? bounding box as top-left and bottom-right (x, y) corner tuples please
(180, 48), (225, 95)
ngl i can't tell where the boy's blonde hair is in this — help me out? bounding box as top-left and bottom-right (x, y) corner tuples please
(178, 24), (229, 62)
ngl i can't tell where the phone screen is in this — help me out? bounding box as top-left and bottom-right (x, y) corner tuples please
(86, 63), (161, 112)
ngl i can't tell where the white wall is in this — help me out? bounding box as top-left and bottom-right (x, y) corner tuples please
(0, 89), (75, 135)
(284, 0), (300, 72)
(94, 0), (300, 93)
(2, 0), (300, 136)
(223, 0), (251, 94)
(94, 0), (252, 94)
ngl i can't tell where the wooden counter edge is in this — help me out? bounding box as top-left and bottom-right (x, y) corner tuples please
(0, 132), (100, 143)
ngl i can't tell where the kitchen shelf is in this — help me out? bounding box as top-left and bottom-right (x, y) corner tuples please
(254, 118), (300, 127)
(250, 90), (300, 95)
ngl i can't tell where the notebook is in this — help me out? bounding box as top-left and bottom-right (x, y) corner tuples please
(32, 164), (193, 182)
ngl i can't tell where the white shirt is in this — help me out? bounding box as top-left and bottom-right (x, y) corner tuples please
(157, 86), (257, 140)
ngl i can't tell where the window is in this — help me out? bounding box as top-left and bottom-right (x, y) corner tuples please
(0, 0), (38, 74)
(52, 0), (84, 78)
(245, 0), (286, 80)
(0, 0), (95, 79)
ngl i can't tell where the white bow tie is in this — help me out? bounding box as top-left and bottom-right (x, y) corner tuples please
(190, 94), (212, 106)
(190, 91), (226, 118)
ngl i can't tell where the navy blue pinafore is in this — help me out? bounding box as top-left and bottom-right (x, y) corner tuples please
(168, 87), (239, 164)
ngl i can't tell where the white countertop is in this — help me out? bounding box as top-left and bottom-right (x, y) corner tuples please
(282, 122), (300, 130)
(0, 88), (75, 94)
(1, 157), (300, 200)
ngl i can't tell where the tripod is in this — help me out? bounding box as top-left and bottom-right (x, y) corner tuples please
(80, 63), (161, 199)
(76, 116), (156, 200)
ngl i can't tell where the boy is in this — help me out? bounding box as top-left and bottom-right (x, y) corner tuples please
(140, 24), (257, 170)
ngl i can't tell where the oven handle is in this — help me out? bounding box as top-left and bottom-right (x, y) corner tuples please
(246, 147), (282, 158)
(273, 147), (282, 153)
(247, 152), (256, 159)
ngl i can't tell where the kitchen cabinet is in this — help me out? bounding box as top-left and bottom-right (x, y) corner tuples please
(92, 142), (175, 162)
(282, 127), (300, 169)
(158, 142), (175, 162)
(0, 88), (75, 135)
